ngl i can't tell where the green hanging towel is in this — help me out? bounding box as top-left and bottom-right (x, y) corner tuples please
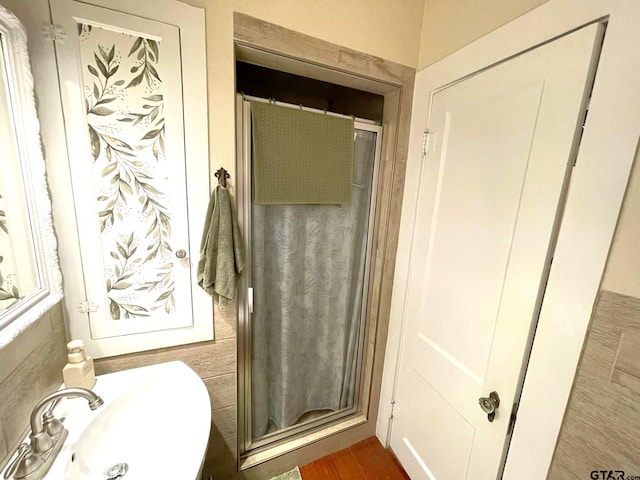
(251, 101), (354, 204)
(197, 185), (245, 308)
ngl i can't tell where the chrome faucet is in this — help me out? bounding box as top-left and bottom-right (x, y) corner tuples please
(3, 388), (104, 480)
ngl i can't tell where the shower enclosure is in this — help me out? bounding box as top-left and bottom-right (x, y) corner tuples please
(236, 95), (383, 454)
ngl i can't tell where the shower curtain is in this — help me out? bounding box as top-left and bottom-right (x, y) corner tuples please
(251, 130), (377, 439)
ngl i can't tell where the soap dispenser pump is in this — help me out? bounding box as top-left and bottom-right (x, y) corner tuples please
(62, 340), (96, 389)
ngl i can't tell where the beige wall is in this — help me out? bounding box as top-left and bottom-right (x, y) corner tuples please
(601, 149), (640, 298)
(185, 0), (639, 301)
(90, 4), (421, 477)
(0, 1), (422, 477)
(4, 0), (637, 476)
(418, 0), (548, 68)
(198, 0), (424, 67)
(182, 0), (423, 188)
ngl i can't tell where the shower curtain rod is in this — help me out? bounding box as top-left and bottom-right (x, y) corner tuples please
(240, 93), (379, 126)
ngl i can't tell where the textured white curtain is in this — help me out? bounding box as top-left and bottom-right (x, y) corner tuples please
(251, 130), (377, 439)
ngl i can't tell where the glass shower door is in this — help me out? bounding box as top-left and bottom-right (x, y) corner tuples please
(237, 96), (382, 450)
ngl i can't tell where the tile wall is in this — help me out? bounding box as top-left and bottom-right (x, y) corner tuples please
(550, 291), (640, 477)
(0, 303), (67, 470)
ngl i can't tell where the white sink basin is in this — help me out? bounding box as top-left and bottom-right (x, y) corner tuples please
(42, 361), (211, 480)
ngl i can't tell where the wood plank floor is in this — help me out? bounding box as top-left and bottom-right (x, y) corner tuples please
(300, 437), (410, 479)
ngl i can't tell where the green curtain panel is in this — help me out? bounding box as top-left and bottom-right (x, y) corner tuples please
(251, 102), (354, 205)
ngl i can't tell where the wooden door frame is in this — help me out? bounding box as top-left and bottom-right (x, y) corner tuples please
(232, 13), (416, 479)
(378, 1), (640, 479)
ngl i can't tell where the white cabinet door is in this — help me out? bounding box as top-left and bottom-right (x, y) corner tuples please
(51, 0), (211, 357)
(391, 24), (602, 479)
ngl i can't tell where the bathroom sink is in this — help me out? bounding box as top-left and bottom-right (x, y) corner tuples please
(41, 361), (210, 479)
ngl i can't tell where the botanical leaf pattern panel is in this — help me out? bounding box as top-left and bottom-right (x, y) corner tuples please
(78, 24), (175, 320)
(0, 193), (21, 310)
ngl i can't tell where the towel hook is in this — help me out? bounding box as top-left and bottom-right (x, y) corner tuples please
(215, 167), (230, 188)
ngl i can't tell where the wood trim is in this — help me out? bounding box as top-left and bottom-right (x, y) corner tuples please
(232, 12), (415, 478)
(369, 77), (415, 439)
(233, 13), (414, 88)
(95, 337), (236, 379)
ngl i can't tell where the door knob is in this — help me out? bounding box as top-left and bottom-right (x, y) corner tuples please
(478, 391), (500, 422)
(175, 249), (187, 259)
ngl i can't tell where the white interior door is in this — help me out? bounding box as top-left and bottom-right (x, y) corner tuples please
(390, 24), (602, 480)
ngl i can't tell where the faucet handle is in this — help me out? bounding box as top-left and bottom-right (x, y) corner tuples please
(42, 410), (64, 438)
(3, 443), (43, 480)
(42, 397), (64, 438)
(3, 443), (28, 479)
(44, 398), (60, 417)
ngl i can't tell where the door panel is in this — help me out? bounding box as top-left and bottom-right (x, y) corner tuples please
(51, 0), (211, 356)
(420, 79), (543, 382)
(73, 9), (190, 338)
(391, 24), (602, 480)
(402, 373), (475, 479)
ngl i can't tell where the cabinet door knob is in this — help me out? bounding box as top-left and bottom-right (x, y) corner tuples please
(175, 249), (187, 259)
(478, 391), (500, 422)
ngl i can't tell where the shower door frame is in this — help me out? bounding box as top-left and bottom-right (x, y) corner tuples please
(232, 14), (415, 476)
(236, 94), (384, 455)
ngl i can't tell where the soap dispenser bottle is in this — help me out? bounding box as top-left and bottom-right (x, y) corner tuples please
(62, 340), (96, 389)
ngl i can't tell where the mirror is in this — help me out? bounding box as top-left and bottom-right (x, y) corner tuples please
(0, 5), (62, 344)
